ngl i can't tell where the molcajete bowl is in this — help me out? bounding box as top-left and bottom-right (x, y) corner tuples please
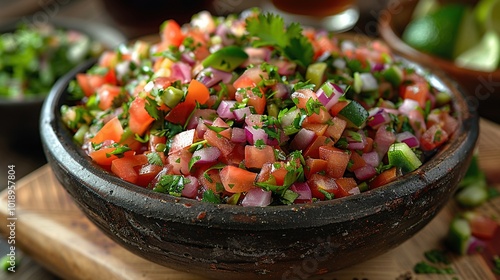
(40, 40), (479, 279)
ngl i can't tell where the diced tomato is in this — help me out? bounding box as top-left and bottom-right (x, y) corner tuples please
(305, 158), (328, 179)
(90, 117), (123, 144)
(219, 165), (257, 193)
(165, 102), (194, 125)
(185, 79), (210, 106)
(168, 149), (191, 175)
(319, 146), (351, 178)
(329, 100), (349, 116)
(292, 89), (331, 124)
(235, 88), (267, 115)
(348, 151), (366, 172)
(160, 19), (184, 47)
(335, 177), (358, 198)
(303, 136), (335, 159)
(400, 81), (429, 108)
(369, 167), (397, 189)
(89, 147), (135, 166)
(302, 123), (328, 136)
(420, 124), (449, 151)
(136, 163), (164, 188)
(77, 73), (107, 97)
(111, 154), (148, 184)
(198, 167), (224, 193)
(469, 214), (499, 240)
(211, 117), (232, 139)
(97, 84), (121, 110)
(149, 134), (166, 152)
(233, 67), (268, 89)
(204, 129), (235, 157)
(129, 97), (155, 136)
(324, 116), (347, 142)
(308, 173), (339, 200)
(362, 137), (374, 153)
(256, 162), (287, 187)
(245, 145), (276, 169)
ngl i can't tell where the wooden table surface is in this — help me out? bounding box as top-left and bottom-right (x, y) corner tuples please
(0, 118), (499, 280)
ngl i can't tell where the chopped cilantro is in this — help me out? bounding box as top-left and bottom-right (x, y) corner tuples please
(246, 13), (313, 67)
(153, 174), (190, 197)
(202, 190), (222, 204)
(188, 155), (202, 170)
(105, 145), (131, 158)
(413, 261), (455, 275)
(147, 152), (163, 166)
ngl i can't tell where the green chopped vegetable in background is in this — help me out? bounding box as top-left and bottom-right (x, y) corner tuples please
(414, 261), (455, 274)
(0, 23), (104, 100)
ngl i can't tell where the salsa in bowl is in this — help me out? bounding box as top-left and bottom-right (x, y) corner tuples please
(41, 9), (478, 279)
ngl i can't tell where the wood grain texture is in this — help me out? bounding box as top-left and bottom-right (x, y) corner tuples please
(1, 118), (499, 280)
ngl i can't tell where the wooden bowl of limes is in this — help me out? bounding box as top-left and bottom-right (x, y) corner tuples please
(378, 0), (500, 123)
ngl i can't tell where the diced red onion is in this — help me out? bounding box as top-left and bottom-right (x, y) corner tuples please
(290, 182), (312, 203)
(243, 47), (271, 67)
(362, 151), (380, 167)
(192, 146), (221, 165)
(215, 24), (234, 46)
(231, 127), (246, 143)
(398, 99), (420, 116)
(360, 73), (378, 92)
(367, 109), (392, 129)
(186, 109), (217, 129)
(396, 131), (420, 148)
(374, 125), (396, 158)
(272, 83), (291, 99)
(182, 175), (200, 198)
(196, 120), (209, 139)
(233, 106), (253, 122)
(290, 128), (316, 151)
(269, 58), (297, 76)
(371, 62), (386, 72)
(354, 165), (377, 181)
(245, 114), (264, 127)
(245, 126), (268, 145)
(181, 52), (196, 66)
(170, 62), (192, 83)
(315, 82), (344, 110)
(348, 186), (361, 195)
(347, 130), (367, 150)
(467, 236), (487, 255)
(241, 188), (272, 207)
(197, 67), (233, 88)
(217, 100), (237, 119)
(169, 129), (195, 154)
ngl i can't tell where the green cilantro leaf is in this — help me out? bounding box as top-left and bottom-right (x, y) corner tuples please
(153, 174), (190, 197)
(147, 152), (164, 166)
(246, 13), (314, 67)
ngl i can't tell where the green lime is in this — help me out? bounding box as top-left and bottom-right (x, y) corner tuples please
(455, 30), (500, 71)
(474, 0), (497, 31)
(453, 7), (481, 58)
(402, 4), (467, 59)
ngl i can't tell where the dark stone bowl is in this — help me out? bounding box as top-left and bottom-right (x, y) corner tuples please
(40, 37), (479, 280)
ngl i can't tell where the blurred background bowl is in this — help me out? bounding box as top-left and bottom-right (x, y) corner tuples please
(40, 34), (479, 279)
(378, 0), (500, 123)
(0, 17), (126, 149)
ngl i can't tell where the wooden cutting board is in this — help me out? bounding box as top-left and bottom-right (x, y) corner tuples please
(1, 119), (500, 280)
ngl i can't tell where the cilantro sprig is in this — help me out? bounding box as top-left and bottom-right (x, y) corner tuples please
(246, 13), (314, 68)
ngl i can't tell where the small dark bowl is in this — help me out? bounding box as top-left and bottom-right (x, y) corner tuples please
(378, 0), (500, 123)
(41, 37), (479, 279)
(0, 18), (126, 148)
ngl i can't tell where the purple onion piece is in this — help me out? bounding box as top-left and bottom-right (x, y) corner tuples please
(241, 188), (272, 207)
